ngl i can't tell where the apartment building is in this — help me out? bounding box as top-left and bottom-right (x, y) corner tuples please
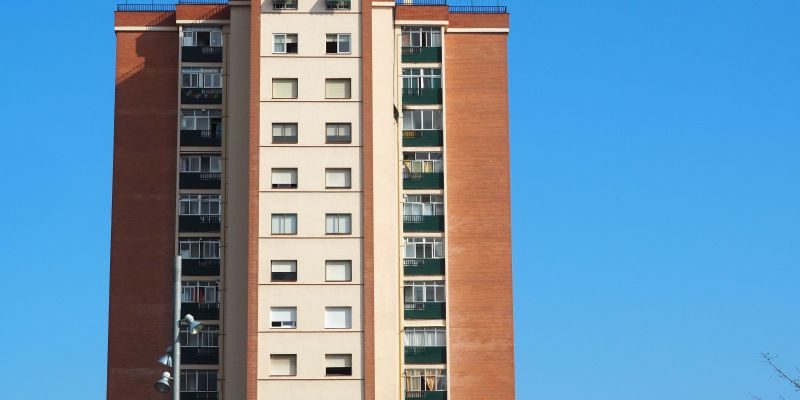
(109, 1), (512, 400)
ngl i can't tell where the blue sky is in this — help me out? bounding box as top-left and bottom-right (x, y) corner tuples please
(1, 1), (798, 399)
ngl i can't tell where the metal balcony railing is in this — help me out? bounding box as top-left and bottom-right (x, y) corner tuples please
(326, 135), (352, 144)
(272, 0), (298, 10)
(116, 4), (176, 12)
(326, 0), (351, 9)
(271, 271), (297, 282)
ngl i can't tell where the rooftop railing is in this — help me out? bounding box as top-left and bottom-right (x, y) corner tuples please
(394, 0), (508, 13)
(116, 0), (228, 11)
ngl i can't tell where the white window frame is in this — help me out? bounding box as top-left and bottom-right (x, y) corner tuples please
(404, 280), (446, 304)
(181, 281), (219, 304)
(325, 33), (351, 54)
(179, 238), (221, 260)
(402, 194), (444, 217)
(182, 68), (222, 89)
(402, 109), (443, 131)
(273, 33), (298, 54)
(179, 194), (221, 216)
(180, 154), (222, 173)
(401, 26), (442, 48)
(180, 324), (220, 348)
(270, 307), (298, 329)
(403, 237), (444, 259)
(404, 369), (447, 392)
(404, 327), (446, 347)
(180, 369), (218, 393)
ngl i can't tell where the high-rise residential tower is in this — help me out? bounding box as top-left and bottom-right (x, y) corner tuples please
(109, 1), (513, 399)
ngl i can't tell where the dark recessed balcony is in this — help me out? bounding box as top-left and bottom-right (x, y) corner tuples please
(271, 183), (297, 189)
(326, 367), (352, 376)
(271, 271), (297, 282)
(182, 88), (223, 105)
(405, 302), (446, 320)
(405, 346), (447, 364)
(401, 47), (442, 63)
(403, 130), (443, 147)
(403, 258), (445, 276)
(181, 130), (222, 147)
(181, 393), (219, 400)
(182, 46), (223, 63)
(403, 215), (444, 232)
(405, 391), (447, 400)
(181, 302), (220, 320)
(180, 172), (222, 190)
(183, 258), (221, 277)
(326, 135), (352, 144)
(403, 172), (444, 190)
(272, 0), (297, 9)
(326, 0), (351, 9)
(181, 347), (219, 364)
(179, 215), (221, 233)
(402, 88), (442, 105)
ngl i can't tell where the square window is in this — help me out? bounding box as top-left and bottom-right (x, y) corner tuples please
(273, 34), (298, 54)
(325, 169), (351, 189)
(272, 123), (298, 143)
(325, 214), (352, 235)
(271, 214), (297, 235)
(325, 123), (352, 144)
(326, 34), (351, 54)
(270, 354), (297, 376)
(273, 79), (298, 99)
(270, 307), (297, 328)
(325, 260), (352, 282)
(271, 168), (298, 189)
(325, 354), (352, 376)
(324, 307), (352, 329)
(325, 79), (351, 99)
(271, 260), (297, 282)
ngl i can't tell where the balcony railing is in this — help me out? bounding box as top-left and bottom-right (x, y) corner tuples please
(403, 258), (445, 276)
(181, 393), (219, 400)
(271, 183), (297, 189)
(395, 0), (446, 5)
(405, 346), (447, 364)
(402, 88), (442, 105)
(449, 5), (507, 13)
(403, 172), (444, 189)
(403, 215), (444, 232)
(405, 390), (447, 400)
(272, 135), (298, 144)
(116, 4), (176, 11)
(181, 347), (220, 364)
(181, 130), (222, 147)
(404, 302), (446, 320)
(401, 47), (442, 63)
(182, 88), (223, 105)
(179, 215), (221, 233)
(326, 0), (351, 9)
(272, 0), (298, 9)
(181, 302), (220, 320)
(403, 130), (443, 147)
(326, 367), (352, 376)
(326, 135), (352, 144)
(183, 258), (221, 277)
(182, 46), (223, 63)
(271, 271), (297, 282)
(180, 172), (222, 190)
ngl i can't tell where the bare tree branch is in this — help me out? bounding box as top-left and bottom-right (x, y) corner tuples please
(750, 393), (763, 400)
(761, 353), (800, 391)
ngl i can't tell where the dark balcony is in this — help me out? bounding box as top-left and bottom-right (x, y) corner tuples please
(183, 258), (221, 277)
(326, 367), (352, 376)
(272, 0), (297, 9)
(403, 258), (445, 276)
(271, 183), (297, 189)
(403, 172), (444, 189)
(405, 391), (447, 400)
(402, 88), (442, 105)
(403, 215), (444, 232)
(405, 346), (446, 364)
(326, 0), (351, 9)
(182, 88), (223, 105)
(181, 130), (222, 147)
(181, 347), (219, 364)
(326, 135), (352, 144)
(272, 135), (298, 144)
(182, 46), (223, 63)
(180, 215), (221, 233)
(403, 130), (443, 147)
(181, 393), (219, 400)
(271, 271), (297, 282)
(182, 302), (220, 320)
(402, 47), (442, 63)
(405, 302), (446, 320)
(180, 172), (222, 190)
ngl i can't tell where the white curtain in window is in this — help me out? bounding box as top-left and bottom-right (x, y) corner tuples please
(273, 79), (298, 99)
(326, 261), (352, 281)
(325, 79), (351, 99)
(325, 307), (352, 328)
(325, 169), (351, 188)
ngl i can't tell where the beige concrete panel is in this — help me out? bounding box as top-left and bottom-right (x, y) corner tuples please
(259, 102), (362, 146)
(258, 238), (363, 285)
(261, 13), (361, 56)
(258, 192), (363, 237)
(257, 379), (363, 400)
(257, 332), (363, 379)
(259, 146), (362, 191)
(257, 285), (363, 331)
(260, 57), (362, 102)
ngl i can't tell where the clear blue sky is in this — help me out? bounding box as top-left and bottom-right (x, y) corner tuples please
(1, 1), (798, 399)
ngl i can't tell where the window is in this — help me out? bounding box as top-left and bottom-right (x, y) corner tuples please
(182, 68), (222, 88)
(401, 27), (442, 48)
(325, 354), (352, 376)
(179, 195), (221, 216)
(404, 369), (447, 392)
(181, 281), (219, 304)
(404, 327), (446, 347)
(325, 214), (352, 235)
(180, 324), (219, 347)
(273, 34), (298, 54)
(180, 154), (222, 173)
(402, 68), (442, 90)
(272, 123), (298, 143)
(402, 152), (443, 176)
(271, 260), (297, 282)
(180, 369), (218, 393)
(179, 238), (220, 260)
(402, 109), (442, 131)
(326, 123), (351, 143)
(325, 260), (352, 282)
(182, 27), (223, 47)
(270, 355), (297, 376)
(271, 214), (298, 235)
(270, 307), (297, 328)
(181, 109), (222, 132)
(271, 168), (298, 189)
(403, 237), (444, 259)
(324, 307), (352, 329)
(403, 195), (444, 217)
(325, 169), (351, 189)
(326, 34), (351, 54)
(404, 281), (445, 305)
(325, 79), (351, 99)
(272, 79), (298, 99)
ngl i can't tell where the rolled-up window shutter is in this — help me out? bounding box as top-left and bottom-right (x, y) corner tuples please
(324, 307), (351, 328)
(326, 260), (351, 281)
(270, 355), (296, 376)
(271, 169), (297, 185)
(325, 169), (351, 188)
(325, 79), (351, 99)
(270, 307), (296, 322)
(326, 354), (351, 368)
(271, 261), (296, 273)
(273, 79), (298, 99)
